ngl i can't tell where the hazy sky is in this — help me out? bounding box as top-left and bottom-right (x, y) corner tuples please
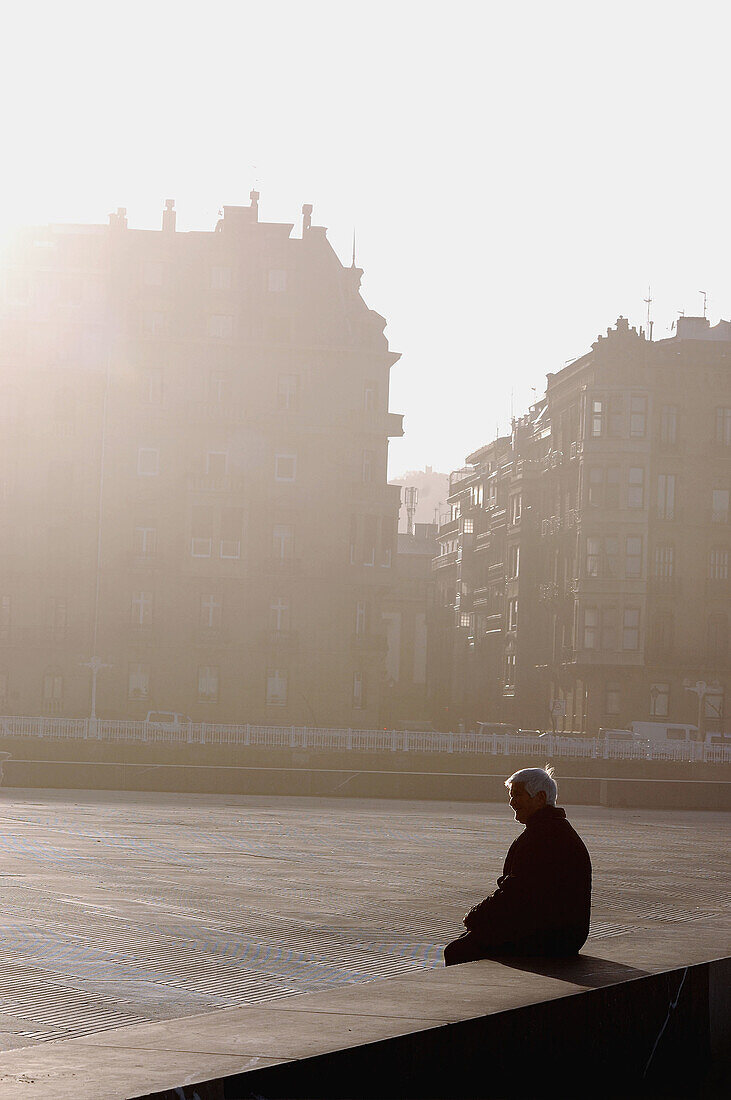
(3, 1), (730, 476)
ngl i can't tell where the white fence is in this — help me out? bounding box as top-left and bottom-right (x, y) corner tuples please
(1, 716), (730, 764)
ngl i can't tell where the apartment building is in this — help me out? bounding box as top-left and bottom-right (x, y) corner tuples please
(0, 195), (403, 726)
(431, 316), (731, 735)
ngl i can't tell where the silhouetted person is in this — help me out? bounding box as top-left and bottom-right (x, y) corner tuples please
(444, 767), (591, 965)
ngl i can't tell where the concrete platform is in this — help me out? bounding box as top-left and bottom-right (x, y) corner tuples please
(0, 789), (727, 1097)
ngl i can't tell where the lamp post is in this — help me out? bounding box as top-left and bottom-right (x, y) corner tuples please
(81, 657), (111, 732)
(682, 679), (722, 741)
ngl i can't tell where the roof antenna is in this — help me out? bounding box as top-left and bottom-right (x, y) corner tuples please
(351, 227), (357, 268)
(699, 290), (708, 318)
(643, 285), (653, 341)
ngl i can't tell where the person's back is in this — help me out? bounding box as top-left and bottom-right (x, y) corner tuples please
(444, 766), (591, 965)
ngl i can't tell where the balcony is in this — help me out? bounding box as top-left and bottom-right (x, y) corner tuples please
(432, 550), (459, 570)
(348, 410), (404, 437)
(449, 467), (476, 492)
(473, 586), (490, 607)
(437, 516), (459, 537)
(483, 612), (503, 634)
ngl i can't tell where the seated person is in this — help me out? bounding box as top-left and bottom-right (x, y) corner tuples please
(444, 766), (592, 965)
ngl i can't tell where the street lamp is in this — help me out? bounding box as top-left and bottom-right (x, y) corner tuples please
(81, 657), (111, 727)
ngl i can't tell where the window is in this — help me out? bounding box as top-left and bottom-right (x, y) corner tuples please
(628, 467), (644, 508)
(605, 536), (620, 577)
(625, 536), (643, 578)
(583, 607), (598, 649)
(608, 395), (624, 437)
(210, 266), (231, 291)
(272, 524), (294, 562)
(588, 467), (604, 507)
(363, 515), (377, 566)
(266, 669), (288, 706)
(198, 665), (219, 702)
(0, 672), (7, 710)
(220, 507), (242, 559)
(364, 381), (378, 412)
(716, 407), (731, 446)
(270, 597), (290, 633)
(711, 489), (729, 524)
(362, 450), (374, 483)
(504, 652), (516, 688)
(605, 682), (620, 716)
(380, 517), (395, 568)
(131, 591), (153, 626)
(208, 314), (233, 340)
(352, 670), (365, 709)
(0, 596), (10, 641)
(208, 370), (229, 405)
(274, 454), (297, 482)
(133, 526), (156, 557)
(142, 368), (163, 405)
(586, 537), (601, 577)
(200, 594), (221, 630)
(460, 612), (472, 629)
(42, 669), (63, 715)
(46, 598), (67, 639)
(462, 518), (474, 534)
(137, 448), (159, 476)
(267, 269), (287, 293)
(653, 545), (674, 579)
(509, 494), (522, 525)
(507, 544), (520, 578)
(606, 466), (620, 508)
(128, 662), (149, 700)
(355, 601), (367, 635)
(708, 549), (729, 580)
(277, 373), (298, 410)
(657, 474), (676, 520)
(650, 682), (670, 718)
(661, 405), (678, 445)
(650, 610), (673, 654)
(590, 399), (604, 438)
(601, 607), (618, 650)
(191, 506), (213, 557)
(206, 452), (227, 484)
(629, 394), (647, 437)
(707, 615), (728, 660)
(622, 608), (640, 650)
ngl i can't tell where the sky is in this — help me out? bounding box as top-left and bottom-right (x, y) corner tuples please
(2, 0), (730, 477)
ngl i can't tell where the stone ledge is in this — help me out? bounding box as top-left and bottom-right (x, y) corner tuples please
(0, 924), (727, 1099)
(3, 760), (730, 810)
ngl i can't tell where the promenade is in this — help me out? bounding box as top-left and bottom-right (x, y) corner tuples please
(0, 786), (727, 1058)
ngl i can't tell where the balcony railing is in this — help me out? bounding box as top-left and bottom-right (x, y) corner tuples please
(449, 467), (476, 492)
(432, 550), (459, 570)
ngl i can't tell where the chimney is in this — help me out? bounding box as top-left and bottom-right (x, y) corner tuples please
(302, 203), (312, 234)
(249, 190), (259, 220)
(109, 207), (127, 229)
(162, 198), (176, 233)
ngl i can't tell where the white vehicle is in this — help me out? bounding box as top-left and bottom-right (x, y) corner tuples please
(145, 711), (192, 729)
(629, 721), (706, 744)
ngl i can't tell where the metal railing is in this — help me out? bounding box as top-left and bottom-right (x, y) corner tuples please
(0, 716), (729, 763)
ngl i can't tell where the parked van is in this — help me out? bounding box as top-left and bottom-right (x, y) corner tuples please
(629, 721), (705, 743)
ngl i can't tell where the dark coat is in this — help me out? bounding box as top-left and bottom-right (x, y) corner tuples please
(463, 805), (592, 955)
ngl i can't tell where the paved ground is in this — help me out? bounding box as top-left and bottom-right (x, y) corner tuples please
(0, 787), (727, 1053)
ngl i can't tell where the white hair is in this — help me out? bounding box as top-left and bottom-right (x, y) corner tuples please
(505, 765), (557, 806)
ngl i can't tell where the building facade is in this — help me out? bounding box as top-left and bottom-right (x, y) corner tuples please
(431, 316), (731, 735)
(0, 196), (403, 727)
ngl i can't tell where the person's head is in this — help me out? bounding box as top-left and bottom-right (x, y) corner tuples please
(504, 766), (557, 824)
